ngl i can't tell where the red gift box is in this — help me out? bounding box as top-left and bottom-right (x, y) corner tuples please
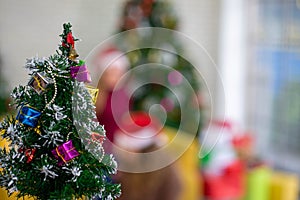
(203, 160), (246, 200)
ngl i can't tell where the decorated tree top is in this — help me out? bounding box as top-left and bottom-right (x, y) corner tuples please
(0, 23), (120, 200)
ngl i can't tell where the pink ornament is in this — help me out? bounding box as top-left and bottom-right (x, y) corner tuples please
(168, 71), (183, 86)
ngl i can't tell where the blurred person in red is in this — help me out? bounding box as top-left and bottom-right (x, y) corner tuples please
(114, 112), (182, 200)
(95, 46), (130, 143)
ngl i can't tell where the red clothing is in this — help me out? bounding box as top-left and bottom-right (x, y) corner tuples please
(96, 89), (129, 142)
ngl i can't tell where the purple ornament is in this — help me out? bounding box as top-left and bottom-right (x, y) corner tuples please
(70, 61), (91, 83)
(51, 140), (79, 165)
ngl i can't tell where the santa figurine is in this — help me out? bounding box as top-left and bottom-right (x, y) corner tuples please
(200, 120), (246, 200)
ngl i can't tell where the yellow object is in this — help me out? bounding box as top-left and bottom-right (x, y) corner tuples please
(86, 85), (99, 105)
(0, 131), (8, 149)
(269, 171), (299, 200)
(33, 75), (46, 92)
(0, 191), (35, 200)
(34, 125), (41, 135)
(68, 48), (79, 61)
(245, 166), (271, 200)
(163, 127), (202, 200)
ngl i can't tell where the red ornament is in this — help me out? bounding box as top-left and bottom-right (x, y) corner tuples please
(25, 148), (36, 163)
(66, 32), (74, 48)
(19, 148), (36, 163)
(91, 133), (105, 143)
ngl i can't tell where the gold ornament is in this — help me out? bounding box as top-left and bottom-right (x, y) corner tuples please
(28, 72), (52, 94)
(68, 48), (79, 61)
(86, 86), (99, 105)
(34, 125), (41, 135)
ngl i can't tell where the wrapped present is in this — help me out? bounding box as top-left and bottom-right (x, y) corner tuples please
(16, 105), (41, 127)
(70, 60), (91, 83)
(25, 148), (36, 163)
(245, 166), (271, 200)
(203, 160), (246, 200)
(28, 72), (52, 94)
(86, 86), (99, 104)
(91, 132), (105, 143)
(269, 171), (299, 200)
(19, 148), (37, 163)
(51, 140), (79, 165)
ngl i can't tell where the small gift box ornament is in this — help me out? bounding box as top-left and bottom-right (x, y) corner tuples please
(16, 105), (41, 127)
(86, 133), (105, 146)
(25, 148), (36, 163)
(86, 86), (99, 104)
(70, 60), (92, 83)
(91, 132), (105, 143)
(19, 148), (36, 163)
(28, 72), (52, 94)
(51, 140), (79, 165)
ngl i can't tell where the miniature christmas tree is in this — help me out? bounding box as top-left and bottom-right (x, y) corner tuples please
(0, 23), (120, 200)
(115, 0), (203, 134)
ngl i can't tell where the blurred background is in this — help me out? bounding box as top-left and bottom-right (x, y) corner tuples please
(0, 0), (299, 199)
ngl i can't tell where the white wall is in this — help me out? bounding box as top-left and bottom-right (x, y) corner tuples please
(0, 0), (220, 113)
(0, 0), (123, 89)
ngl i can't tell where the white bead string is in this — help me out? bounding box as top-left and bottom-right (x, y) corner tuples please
(53, 74), (70, 79)
(66, 132), (72, 141)
(44, 93), (48, 105)
(44, 73), (57, 109)
(42, 60), (58, 112)
(98, 145), (105, 162)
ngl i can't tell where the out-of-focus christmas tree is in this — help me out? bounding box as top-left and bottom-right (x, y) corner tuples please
(0, 23), (120, 200)
(114, 0), (203, 134)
